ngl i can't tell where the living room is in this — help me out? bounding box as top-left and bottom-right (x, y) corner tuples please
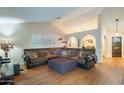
(0, 7), (124, 85)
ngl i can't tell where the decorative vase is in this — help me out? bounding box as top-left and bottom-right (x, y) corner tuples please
(5, 51), (8, 58)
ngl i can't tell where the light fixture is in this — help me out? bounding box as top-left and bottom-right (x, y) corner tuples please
(0, 40), (14, 57)
(0, 17), (24, 24)
(0, 17), (24, 36)
(115, 19), (120, 37)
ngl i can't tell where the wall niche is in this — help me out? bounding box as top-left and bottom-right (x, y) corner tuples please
(67, 37), (78, 48)
(80, 34), (96, 49)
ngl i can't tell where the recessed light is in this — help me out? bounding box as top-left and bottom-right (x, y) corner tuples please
(0, 17), (24, 24)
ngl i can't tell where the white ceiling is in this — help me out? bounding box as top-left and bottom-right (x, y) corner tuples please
(0, 7), (78, 23)
(0, 7), (124, 34)
(54, 7), (124, 34)
(101, 7), (124, 33)
(53, 7), (104, 34)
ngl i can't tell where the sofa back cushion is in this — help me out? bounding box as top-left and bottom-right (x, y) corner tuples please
(79, 51), (83, 58)
(36, 50), (48, 56)
(54, 50), (62, 55)
(49, 50), (54, 55)
(24, 48), (96, 60)
(60, 50), (78, 57)
(31, 52), (39, 59)
(78, 51), (88, 59)
(24, 50), (49, 60)
(62, 51), (67, 56)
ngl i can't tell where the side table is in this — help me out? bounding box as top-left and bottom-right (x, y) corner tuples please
(14, 64), (20, 75)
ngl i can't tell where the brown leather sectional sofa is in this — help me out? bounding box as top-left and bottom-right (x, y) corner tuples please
(24, 48), (61, 68)
(24, 48), (97, 69)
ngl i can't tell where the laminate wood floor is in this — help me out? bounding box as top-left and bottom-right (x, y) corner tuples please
(15, 58), (124, 85)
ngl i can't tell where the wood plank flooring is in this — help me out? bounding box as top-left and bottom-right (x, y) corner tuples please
(15, 58), (124, 85)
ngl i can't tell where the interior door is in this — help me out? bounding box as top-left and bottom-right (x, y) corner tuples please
(112, 37), (122, 57)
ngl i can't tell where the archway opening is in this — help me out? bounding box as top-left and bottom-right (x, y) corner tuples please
(80, 34), (96, 49)
(67, 37), (78, 48)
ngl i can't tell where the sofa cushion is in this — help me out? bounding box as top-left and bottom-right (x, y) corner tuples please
(79, 51), (83, 58)
(53, 50), (62, 55)
(70, 50), (78, 57)
(47, 55), (60, 59)
(31, 56), (47, 62)
(36, 50), (48, 57)
(30, 52), (39, 59)
(62, 51), (67, 56)
(78, 58), (86, 64)
(67, 50), (72, 56)
(49, 50), (55, 55)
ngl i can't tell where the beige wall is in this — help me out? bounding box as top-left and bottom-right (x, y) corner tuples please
(0, 23), (65, 64)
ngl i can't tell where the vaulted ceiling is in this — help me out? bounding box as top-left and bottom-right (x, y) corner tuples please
(0, 7), (124, 34)
(53, 7), (104, 34)
(53, 7), (124, 34)
(0, 7), (78, 23)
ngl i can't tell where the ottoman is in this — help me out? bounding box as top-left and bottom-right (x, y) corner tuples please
(48, 57), (77, 74)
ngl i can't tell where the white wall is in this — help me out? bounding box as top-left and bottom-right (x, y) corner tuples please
(101, 20), (107, 57)
(105, 31), (124, 58)
(66, 28), (102, 63)
(101, 13), (124, 58)
(0, 23), (65, 64)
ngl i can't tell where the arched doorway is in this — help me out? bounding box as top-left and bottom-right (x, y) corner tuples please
(80, 35), (96, 48)
(67, 37), (78, 48)
(112, 36), (122, 57)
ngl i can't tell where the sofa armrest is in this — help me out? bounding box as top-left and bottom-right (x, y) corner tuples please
(24, 56), (31, 68)
(24, 56), (31, 62)
(84, 55), (96, 69)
